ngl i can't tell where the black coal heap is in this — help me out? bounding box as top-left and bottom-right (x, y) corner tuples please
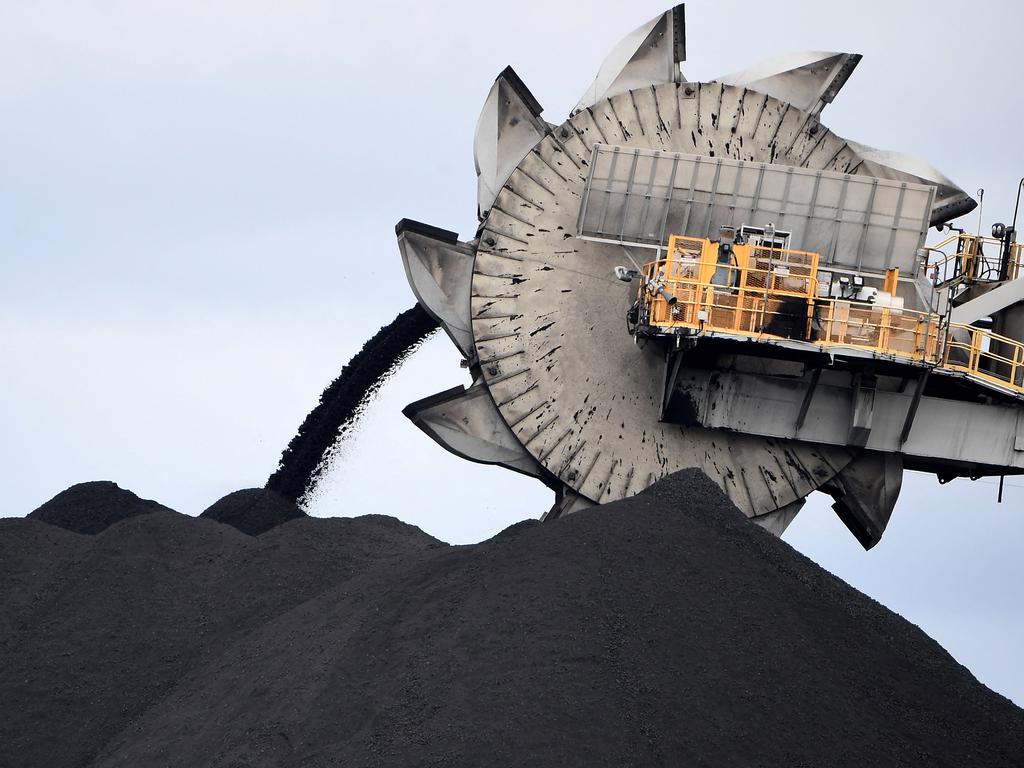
(200, 488), (306, 536)
(3, 470), (1022, 767)
(27, 480), (172, 535)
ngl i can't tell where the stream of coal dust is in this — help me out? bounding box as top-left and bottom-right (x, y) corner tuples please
(266, 305), (440, 504)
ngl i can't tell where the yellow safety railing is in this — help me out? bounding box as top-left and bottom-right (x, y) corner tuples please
(641, 270), (942, 362)
(637, 235), (1024, 396)
(816, 301), (941, 362)
(924, 232), (1023, 286)
(944, 324), (1024, 393)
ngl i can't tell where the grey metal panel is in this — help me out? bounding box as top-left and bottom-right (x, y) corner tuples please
(474, 67), (549, 218)
(715, 51), (862, 116)
(572, 5), (686, 116)
(577, 145), (935, 274)
(403, 383), (544, 478)
(846, 141), (977, 226)
(397, 221), (476, 360)
(674, 367), (1024, 471)
(751, 498), (804, 536)
(950, 277), (1024, 325)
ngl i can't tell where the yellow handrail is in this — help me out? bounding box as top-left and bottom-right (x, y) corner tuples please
(640, 271), (941, 362)
(944, 323), (1024, 393)
(924, 232), (1022, 285)
(638, 236), (1024, 397)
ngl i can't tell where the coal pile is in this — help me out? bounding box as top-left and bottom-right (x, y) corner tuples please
(200, 488), (306, 535)
(266, 304), (439, 504)
(1, 486), (440, 768)
(27, 481), (172, 534)
(3, 471), (1022, 768)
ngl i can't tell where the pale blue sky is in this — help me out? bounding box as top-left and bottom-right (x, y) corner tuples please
(2, 0), (1022, 704)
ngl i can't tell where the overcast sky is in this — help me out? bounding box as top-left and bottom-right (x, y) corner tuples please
(2, 0), (1022, 705)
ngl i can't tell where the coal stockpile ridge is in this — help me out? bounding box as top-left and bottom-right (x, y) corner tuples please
(27, 480), (172, 535)
(1, 483), (440, 768)
(266, 304), (439, 504)
(3, 470), (1022, 768)
(200, 488), (306, 535)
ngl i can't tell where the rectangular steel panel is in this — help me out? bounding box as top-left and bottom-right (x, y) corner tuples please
(578, 144), (935, 275)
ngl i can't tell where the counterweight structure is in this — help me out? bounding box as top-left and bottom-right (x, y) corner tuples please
(396, 5), (1024, 548)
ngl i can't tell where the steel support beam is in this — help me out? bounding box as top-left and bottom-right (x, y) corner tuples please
(674, 366), (1024, 472)
(848, 372), (877, 448)
(899, 370), (930, 445)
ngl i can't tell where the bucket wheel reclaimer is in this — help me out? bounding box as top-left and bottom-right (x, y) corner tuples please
(396, 5), (977, 548)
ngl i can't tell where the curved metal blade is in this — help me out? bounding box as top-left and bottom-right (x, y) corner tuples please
(474, 66), (548, 219)
(543, 484), (595, 521)
(396, 219), (475, 361)
(715, 51), (861, 115)
(572, 4), (686, 116)
(403, 383), (545, 478)
(822, 451), (904, 550)
(751, 498), (805, 537)
(847, 141), (978, 225)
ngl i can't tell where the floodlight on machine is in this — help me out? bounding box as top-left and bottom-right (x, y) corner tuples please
(614, 266), (640, 282)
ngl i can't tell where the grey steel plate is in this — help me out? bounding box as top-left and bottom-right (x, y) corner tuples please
(577, 145), (935, 274)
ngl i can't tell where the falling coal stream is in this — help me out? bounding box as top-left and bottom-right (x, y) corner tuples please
(266, 304), (439, 504)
